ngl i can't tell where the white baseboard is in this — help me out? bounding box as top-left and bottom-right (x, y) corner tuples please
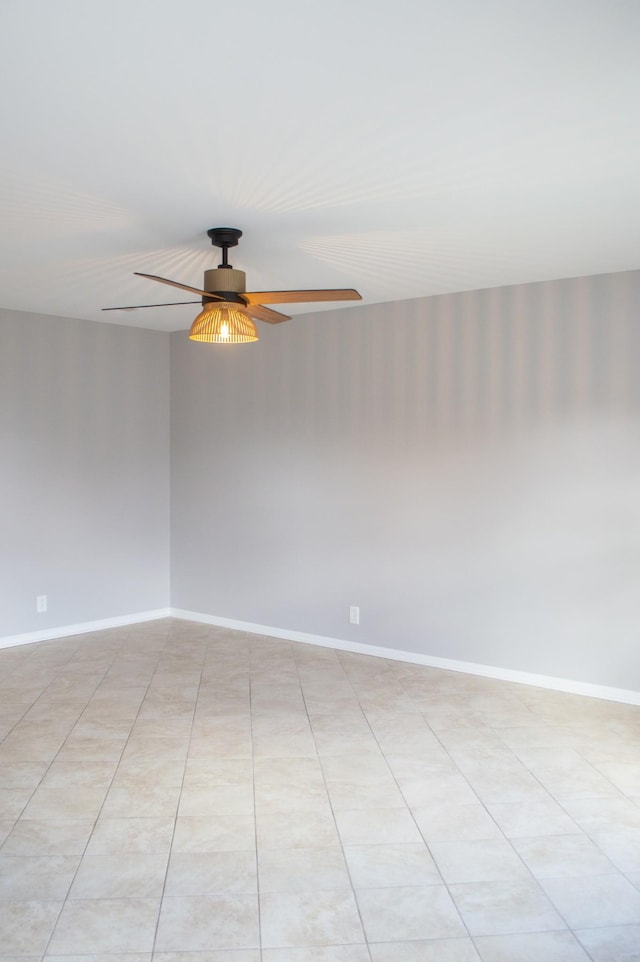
(0, 608), (172, 650)
(171, 607), (640, 707)
(3, 605), (637, 707)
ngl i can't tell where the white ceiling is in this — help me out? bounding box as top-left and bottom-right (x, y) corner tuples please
(1, 0), (639, 332)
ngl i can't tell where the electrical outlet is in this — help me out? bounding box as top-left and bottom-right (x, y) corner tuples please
(349, 605), (360, 625)
(36, 595), (47, 613)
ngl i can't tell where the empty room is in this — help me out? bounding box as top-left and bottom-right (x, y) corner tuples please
(1, 2), (639, 960)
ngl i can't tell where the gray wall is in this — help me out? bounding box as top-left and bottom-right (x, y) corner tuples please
(171, 271), (640, 690)
(0, 310), (170, 636)
(3, 273), (639, 690)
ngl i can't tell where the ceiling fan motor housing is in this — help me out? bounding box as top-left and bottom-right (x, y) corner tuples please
(203, 268), (247, 305)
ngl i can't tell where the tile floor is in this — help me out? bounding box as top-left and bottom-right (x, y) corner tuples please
(0, 617), (639, 961)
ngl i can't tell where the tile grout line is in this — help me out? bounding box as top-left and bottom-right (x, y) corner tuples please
(248, 635), (264, 962)
(148, 624), (205, 958)
(299, 646), (379, 961)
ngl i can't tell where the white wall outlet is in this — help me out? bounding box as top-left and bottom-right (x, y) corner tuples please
(36, 594), (47, 613)
(349, 605), (360, 625)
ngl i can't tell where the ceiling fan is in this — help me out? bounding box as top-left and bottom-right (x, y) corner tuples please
(103, 227), (362, 343)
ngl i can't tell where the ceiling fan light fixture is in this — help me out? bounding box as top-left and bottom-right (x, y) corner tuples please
(103, 228), (361, 328)
(189, 302), (258, 344)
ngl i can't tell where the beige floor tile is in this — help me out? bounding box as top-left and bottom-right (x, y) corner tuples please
(356, 884), (466, 942)
(0, 854), (80, 899)
(430, 838), (532, 884)
(131, 717), (194, 739)
(359, 692), (419, 714)
(102, 782), (182, 818)
(0, 787), (34, 819)
(155, 895), (259, 951)
(2, 956), (51, 962)
(593, 830), (640, 873)
(113, 757), (185, 786)
(319, 754), (390, 780)
(575, 924), (640, 961)
(188, 734), (252, 758)
(257, 810), (340, 849)
(368, 939), (480, 961)
(540, 873), (640, 928)
(254, 769), (331, 815)
(262, 948), (369, 962)
(1, 818), (94, 855)
(447, 749), (523, 779)
(260, 890), (363, 947)
(121, 736), (190, 761)
(137, 692), (197, 718)
(39, 760), (117, 790)
(312, 730), (381, 757)
(71, 716), (135, 738)
(594, 762), (640, 796)
(538, 767), (622, 799)
(191, 714), (251, 736)
(149, 671), (202, 688)
(0, 819), (16, 846)
(473, 930), (591, 961)
(299, 693), (362, 716)
(487, 798), (581, 838)
(437, 727), (510, 753)
(413, 803), (503, 842)
(86, 816), (175, 854)
(377, 729), (445, 757)
(333, 807), (420, 847)
(47, 956), (151, 962)
(0, 899), (63, 955)
(512, 834), (617, 877)
(449, 879), (564, 936)
(319, 758), (405, 812)
(195, 697), (252, 719)
(384, 751), (457, 780)
(165, 851), (257, 895)
(396, 772), (480, 808)
(464, 771), (552, 805)
(308, 711), (370, 737)
(69, 852), (168, 898)
(326, 777), (406, 810)
(178, 782), (255, 816)
(154, 953), (259, 962)
(173, 814), (255, 852)
(252, 733), (318, 757)
(251, 713), (313, 737)
(562, 795), (640, 836)
(0, 761), (48, 790)
(345, 842), (441, 887)
(259, 846), (350, 893)
(0, 735), (66, 761)
(20, 786), (107, 820)
(494, 724), (578, 752)
(56, 734), (128, 761)
(48, 897), (160, 953)
(254, 756), (324, 784)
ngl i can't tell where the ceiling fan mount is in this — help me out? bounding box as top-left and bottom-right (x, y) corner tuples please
(207, 227), (242, 268)
(103, 226), (362, 339)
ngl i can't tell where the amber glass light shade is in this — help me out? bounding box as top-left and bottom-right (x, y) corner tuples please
(189, 302), (258, 343)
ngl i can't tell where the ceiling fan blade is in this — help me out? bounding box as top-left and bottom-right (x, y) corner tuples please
(243, 289), (362, 305)
(134, 272), (224, 300)
(245, 304), (291, 324)
(102, 301), (201, 311)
